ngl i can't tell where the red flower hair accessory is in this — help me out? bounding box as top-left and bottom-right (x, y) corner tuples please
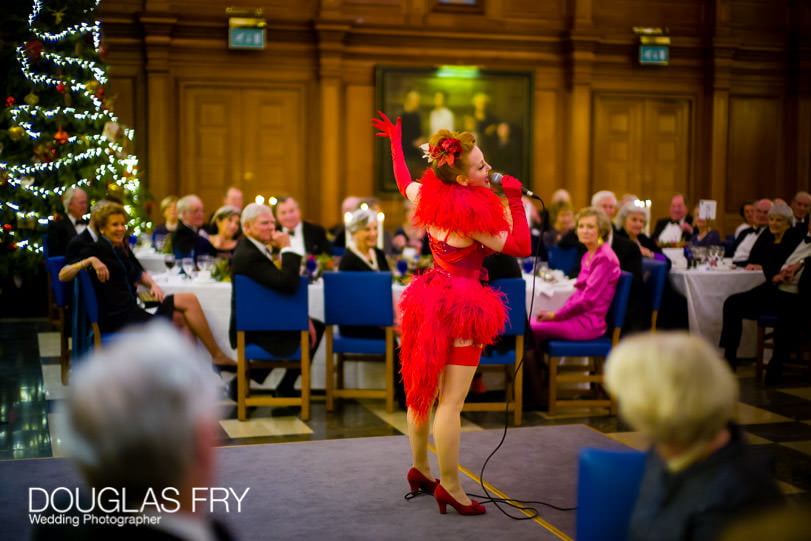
(422, 136), (463, 168)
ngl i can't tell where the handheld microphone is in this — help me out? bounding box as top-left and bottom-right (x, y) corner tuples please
(489, 172), (541, 200)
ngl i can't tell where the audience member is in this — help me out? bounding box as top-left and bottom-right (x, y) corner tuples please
(605, 332), (784, 541)
(171, 194), (217, 260)
(591, 190), (619, 231)
(392, 199), (430, 256)
(329, 195), (362, 247)
(617, 201), (667, 262)
(733, 200), (756, 238)
(766, 219), (811, 384)
(790, 191), (810, 230)
(338, 208), (391, 339)
(542, 201), (575, 248)
(720, 203), (803, 369)
(152, 195), (178, 248)
(531, 207), (620, 343)
(34, 322), (233, 540)
(560, 192), (645, 331)
(729, 198), (771, 266)
(689, 205), (722, 247)
(58, 202), (234, 368)
(208, 205), (241, 259)
(653, 194), (694, 246)
(273, 196), (331, 256)
(47, 187), (88, 257)
(204, 187), (244, 235)
(229, 203), (325, 405)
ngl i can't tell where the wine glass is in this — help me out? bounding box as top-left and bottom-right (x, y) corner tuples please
(196, 255), (214, 281)
(164, 254), (176, 275)
(521, 258), (534, 275)
(181, 257), (195, 280)
(153, 233), (167, 252)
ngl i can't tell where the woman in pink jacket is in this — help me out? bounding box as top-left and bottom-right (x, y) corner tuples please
(532, 207), (620, 342)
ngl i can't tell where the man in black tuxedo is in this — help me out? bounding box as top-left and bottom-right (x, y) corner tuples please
(229, 203), (324, 398)
(790, 191), (810, 231)
(652, 194), (694, 246)
(273, 196), (331, 256)
(728, 198), (772, 265)
(47, 187), (88, 256)
(171, 194), (217, 260)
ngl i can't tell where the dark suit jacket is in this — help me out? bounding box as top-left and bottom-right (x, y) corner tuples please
(171, 221), (217, 260)
(747, 228), (804, 280)
(47, 218), (79, 257)
(301, 221), (331, 255)
(64, 229), (96, 265)
(229, 237), (303, 356)
(652, 215), (694, 244)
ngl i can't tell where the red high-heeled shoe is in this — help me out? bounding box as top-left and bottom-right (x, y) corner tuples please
(407, 467), (439, 495)
(433, 484), (486, 515)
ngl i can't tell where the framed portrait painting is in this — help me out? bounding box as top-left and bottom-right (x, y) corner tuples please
(375, 66), (534, 194)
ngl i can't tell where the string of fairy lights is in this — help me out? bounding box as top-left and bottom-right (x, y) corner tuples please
(1, 0), (147, 259)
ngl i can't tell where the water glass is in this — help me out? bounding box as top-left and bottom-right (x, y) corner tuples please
(181, 257), (195, 279)
(153, 234), (167, 252)
(197, 255), (214, 273)
(521, 258), (534, 275)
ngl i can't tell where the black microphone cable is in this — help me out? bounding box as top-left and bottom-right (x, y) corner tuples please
(468, 195), (578, 520)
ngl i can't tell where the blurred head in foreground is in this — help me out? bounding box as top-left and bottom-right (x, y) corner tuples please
(61, 322), (221, 503)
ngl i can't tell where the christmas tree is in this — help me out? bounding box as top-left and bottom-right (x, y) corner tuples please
(0, 0), (150, 279)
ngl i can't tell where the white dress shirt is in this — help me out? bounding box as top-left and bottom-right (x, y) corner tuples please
(732, 227), (764, 263)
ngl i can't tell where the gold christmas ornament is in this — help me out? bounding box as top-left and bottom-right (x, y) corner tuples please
(24, 91), (39, 105)
(8, 126), (26, 141)
(54, 126), (69, 144)
(85, 80), (100, 93)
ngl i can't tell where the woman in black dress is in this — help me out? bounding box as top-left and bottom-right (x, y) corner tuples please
(59, 202), (234, 368)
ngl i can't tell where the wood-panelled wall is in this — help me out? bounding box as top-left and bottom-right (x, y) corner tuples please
(99, 0), (811, 234)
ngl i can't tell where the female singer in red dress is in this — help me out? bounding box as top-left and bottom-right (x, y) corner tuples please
(374, 112), (531, 515)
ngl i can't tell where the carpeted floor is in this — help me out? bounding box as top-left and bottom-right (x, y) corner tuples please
(1, 424), (628, 541)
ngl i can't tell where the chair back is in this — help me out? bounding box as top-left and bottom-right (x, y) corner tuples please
(75, 270), (100, 324)
(234, 275), (309, 332)
(607, 271), (633, 339)
(45, 256), (69, 307)
(488, 278), (526, 336)
(548, 246), (578, 276)
(323, 272), (394, 326)
(576, 447), (646, 541)
(641, 259), (668, 313)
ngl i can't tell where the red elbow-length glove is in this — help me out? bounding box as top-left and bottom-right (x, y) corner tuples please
(372, 111), (413, 198)
(500, 175), (532, 257)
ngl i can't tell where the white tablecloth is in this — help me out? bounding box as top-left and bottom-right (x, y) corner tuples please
(156, 275), (574, 389)
(136, 252), (170, 275)
(669, 268), (765, 358)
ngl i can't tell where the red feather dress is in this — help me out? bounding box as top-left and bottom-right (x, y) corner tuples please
(399, 170), (511, 420)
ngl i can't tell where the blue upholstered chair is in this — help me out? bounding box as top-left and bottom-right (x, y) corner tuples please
(323, 271), (395, 412)
(576, 447), (646, 541)
(462, 278), (527, 425)
(641, 259), (668, 331)
(72, 270), (125, 361)
(545, 271), (633, 415)
(45, 256), (71, 384)
(548, 246), (579, 276)
(233, 275), (311, 421)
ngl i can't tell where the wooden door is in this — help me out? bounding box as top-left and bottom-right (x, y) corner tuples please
(241, 89), (304, 207)
(180, 86), (306, 215)
(592, 95), (691, 223)
(180, 87), (241, 210)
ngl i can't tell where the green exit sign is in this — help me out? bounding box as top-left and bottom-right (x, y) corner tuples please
(639, 45), (669, 65)
(229, 27), (265, 50)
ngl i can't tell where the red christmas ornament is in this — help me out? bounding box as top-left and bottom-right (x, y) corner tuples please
(25, 40), (44, 61)
(97, 44), (108, 59)
(3, 224), (11, 231)
(95, 87), (105, 99)
(56, 83), (66, 94)
(54, 126), (69, 144)
(5, 96), (16, 107)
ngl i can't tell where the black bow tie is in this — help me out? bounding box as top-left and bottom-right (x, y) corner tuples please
(669, 219), (681, 225)
(75, 218), (88, 225)
(286, 229), (295, 237)
(804, 236), (811, 244)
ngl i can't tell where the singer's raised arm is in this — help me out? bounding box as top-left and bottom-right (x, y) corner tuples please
(373, 111), (421, 202)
